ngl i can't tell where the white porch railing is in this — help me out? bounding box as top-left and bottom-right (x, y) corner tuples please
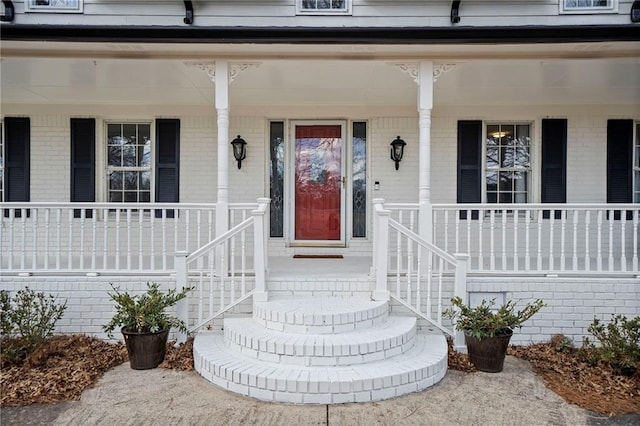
(374, 200), (468, 348)
(384, 203), (639, 276)
(432, 204), (639, 275)
(176, 198), (269, 341)
(0, 202), (257, 274)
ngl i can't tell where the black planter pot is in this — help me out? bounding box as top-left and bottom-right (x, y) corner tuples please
(121, 328), (169, 370)
(464, 329), (513, 373)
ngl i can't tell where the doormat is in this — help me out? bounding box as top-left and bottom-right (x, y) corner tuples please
(292, 255), (344, 259)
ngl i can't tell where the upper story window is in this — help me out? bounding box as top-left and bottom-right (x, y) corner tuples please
(297, 0), (352, 15)
(25, 0), (83, 13)
(559, 0), (618, 14)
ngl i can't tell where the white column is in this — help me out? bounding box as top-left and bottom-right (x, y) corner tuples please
(215, 60), (230, 240)
(418, 61), (434, 244)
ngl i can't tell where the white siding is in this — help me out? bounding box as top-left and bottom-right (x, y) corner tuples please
(7, 1), (636, 27)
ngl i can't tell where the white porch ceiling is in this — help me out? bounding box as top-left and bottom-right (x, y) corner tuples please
(1, 41), (639, 107)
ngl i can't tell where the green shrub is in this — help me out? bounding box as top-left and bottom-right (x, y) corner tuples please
(581, 315), (640, 376)
(444, 296), (545, 340)
(103, 282), (190, 337)
(0, 288), (67, 366)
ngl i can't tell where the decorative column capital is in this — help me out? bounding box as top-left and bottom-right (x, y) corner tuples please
(185, 61), (216, 82)
(393, 63), (420, 84)
(229, 62), (261, 84)
(433, 63), (456, 82)
(392, 62), (456, 83)
(184, 61), (261, 84)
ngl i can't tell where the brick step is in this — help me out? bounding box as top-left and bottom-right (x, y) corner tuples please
(253, 297), (388, 334)
(194, 332), (447, 404)
(224, 316), (417, 366)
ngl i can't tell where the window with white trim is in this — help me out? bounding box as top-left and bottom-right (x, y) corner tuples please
(485, 124), (531, 204)
(634, 122), (640, 203)
(0, 122), (3, 202)
(106, 123), (152, 203)
(560, 0), (618, 13)
(297, 0), (351, 15)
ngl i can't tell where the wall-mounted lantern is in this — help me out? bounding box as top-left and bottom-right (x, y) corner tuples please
(230, 135), (247, 169)
(390, 136), (406, 170)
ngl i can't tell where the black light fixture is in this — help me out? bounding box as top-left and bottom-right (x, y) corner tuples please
(230, 135), (247, 169)
(390, 136), (406, 170)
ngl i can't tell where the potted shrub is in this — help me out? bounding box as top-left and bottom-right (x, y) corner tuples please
(103, 282), (190, 370)
(445, 296), (545, 372)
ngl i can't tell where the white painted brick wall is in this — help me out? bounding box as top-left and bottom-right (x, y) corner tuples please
(467, 277), (640, 346)
(30, 115), (70, 201)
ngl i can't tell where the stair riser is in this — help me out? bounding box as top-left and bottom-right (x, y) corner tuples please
(195, 344), (447, 404)
(224, 321), (417, 366)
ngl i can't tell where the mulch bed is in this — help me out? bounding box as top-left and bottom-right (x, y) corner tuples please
(0, 335), (194, 406)
(1, 334), (638, 417)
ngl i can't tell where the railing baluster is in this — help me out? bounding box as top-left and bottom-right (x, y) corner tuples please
(466, 209), (472, 267)
(241, 209), (247, 297)
(426, 252), (433, 318)
(478, 209), (484, 271)
(537, 210), (543, 271)
(597, 210), (603, 272)
(444, 211), (449, 252)
(560, 210), (566, 271)
(489, 210), (495, 271)
(102, 208), (108, 269)
(67, 209), (73, 269)
(127, 209), (132, 271)
(501, 210), (507, 271)
(572, 210), (579, 272)
(584, 211), (591, 272)
(525, 209), (530, 271)
(513, 209), (518, 271)
(407, 230), (414, 307)
(162, 209), (167, 271)
(91, 209), (97, 270)
(32, 209), (38, 269)
(44, 209), (50, 269)
(455, 211), (460, 253)
(395, 224), (402, 298)
(548, 212), (555, 271)
(437, 257), (444, 325)
(79, 209), (85, 270)
(150, 211), (155, 270)
(608, 210), (614, 271)
(8, 209), (15, 270)
(633, 210), (639, 273)
(138, 209), (144, 270)
(115, 209), (121, 270)
(620, 210), (627, 272)
(416, 246), (422, 312)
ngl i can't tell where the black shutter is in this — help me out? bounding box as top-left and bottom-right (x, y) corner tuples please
(457, 120), (482, 219)
(70, 118), (96, 218)
(607, 119), (633, 220)
(541, 119), (567, 219)
(155, 119), (180, 218)
(4, 117), (30, 218)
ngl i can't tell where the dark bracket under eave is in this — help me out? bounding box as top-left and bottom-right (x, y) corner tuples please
(183, 0), (194, 25)
(1, 0), (14, 22)
(451, 0), (461, 24)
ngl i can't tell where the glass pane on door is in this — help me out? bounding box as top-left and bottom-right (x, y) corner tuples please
(294, 125), (342, 240)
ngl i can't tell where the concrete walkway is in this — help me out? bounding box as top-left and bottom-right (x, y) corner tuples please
(0, 356), (633, 426)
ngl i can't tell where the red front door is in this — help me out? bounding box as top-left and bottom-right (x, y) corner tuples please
(294, 125), (343, 241)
